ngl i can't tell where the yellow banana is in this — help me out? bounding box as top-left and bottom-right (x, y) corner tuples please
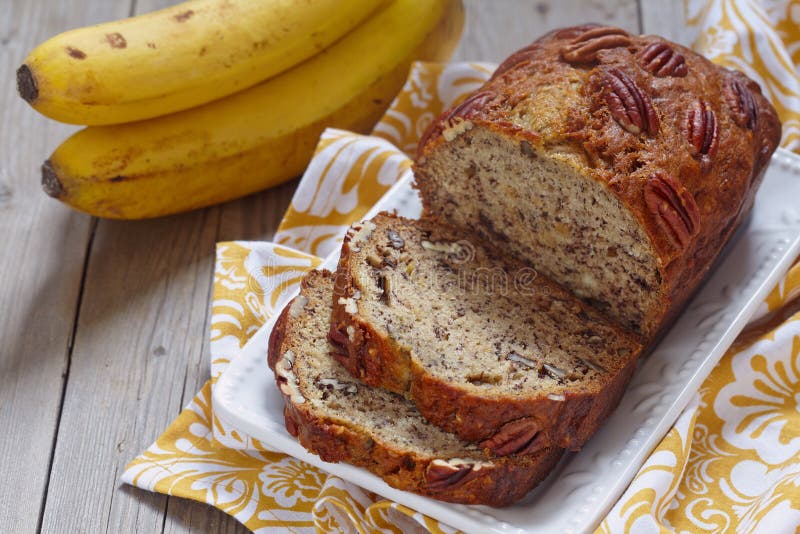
(17, 0), (386, 125)
(43, 0), (463, 219)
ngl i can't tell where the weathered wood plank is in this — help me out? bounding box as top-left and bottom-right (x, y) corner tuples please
(0, 0), (128, 532)
(124, 0), (297, 528)
(452, 0), (641, 63)
(40, 210), (222, 533)
(162, 498), (250, 534)
(37, 0), (296, 528)
(217, 180), (298, 242)
(158, 132), (298, 534)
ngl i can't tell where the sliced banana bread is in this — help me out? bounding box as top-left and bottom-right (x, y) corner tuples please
(268, 269), (562, 506)
(330, 213), (643, 454)
(413, 24), (781, 340)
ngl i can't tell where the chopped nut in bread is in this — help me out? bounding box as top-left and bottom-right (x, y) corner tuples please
(269, 269), (561, 506)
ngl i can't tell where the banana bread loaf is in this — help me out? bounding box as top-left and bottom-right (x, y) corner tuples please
(269, 269), (562, 506)
(329, 213), (643, 454)
(414, 24), (781, 339)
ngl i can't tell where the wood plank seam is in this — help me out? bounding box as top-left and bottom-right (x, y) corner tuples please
(636, 0), (644, 34)
(34, 217), (98, 534)
(158, 207), (218, 534)
(104, 463), (120, 534)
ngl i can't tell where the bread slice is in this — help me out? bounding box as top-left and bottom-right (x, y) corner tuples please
(330, 213), (643, 455)
(414, 25), (781, 340)
(268, 269), (562, 506)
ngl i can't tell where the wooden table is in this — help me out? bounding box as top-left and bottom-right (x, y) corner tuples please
(0, 1), (679, 532)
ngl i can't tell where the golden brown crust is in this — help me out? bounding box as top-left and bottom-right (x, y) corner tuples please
(330, 216), (642, 453)
(415, 24), (781, 340)
(278, 377), (562, 506)
(271, 272), (563, 506)
(267, 303), (291, 372)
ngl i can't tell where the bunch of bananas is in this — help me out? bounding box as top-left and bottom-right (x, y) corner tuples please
(18, 0), (463, 219)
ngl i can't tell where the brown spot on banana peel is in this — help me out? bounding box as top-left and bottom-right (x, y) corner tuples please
(65, 47), (86, 59)
(174, 10), (194, 22)
(105, 32), (127, 49)
(41, 160), (64, 198)
(16, 64), (38, 103)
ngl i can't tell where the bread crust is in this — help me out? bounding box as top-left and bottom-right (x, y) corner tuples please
(271, 270), (563, 506)
(267, 303), (291, 372)
(278, 392), (562, 506)
(330, 214), (642, 453)
(414, 24), (782, 340)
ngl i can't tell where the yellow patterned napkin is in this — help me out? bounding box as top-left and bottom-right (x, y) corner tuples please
(123, 3), (800, 531)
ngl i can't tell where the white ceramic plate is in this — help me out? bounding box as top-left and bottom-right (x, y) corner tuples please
(214, 149), (800, 534)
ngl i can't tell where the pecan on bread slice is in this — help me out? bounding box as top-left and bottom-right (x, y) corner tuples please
(269, 269), (561, 506)
(331, 214), (643, 455)
(414, 24), (781, 341)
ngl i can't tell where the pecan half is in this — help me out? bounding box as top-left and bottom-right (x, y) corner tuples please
(639, 42), (687, 77)
(685, 99), (719, 157)
(426, 459), (487, 490)
(644, 172), (701, 250)
(725, 77), (758, 130)
(480, 417), (546, 456)
(554, 24), (607, 40)
(327, 327), (350, 362)
(603, 68), (659, 135)
(561, 26), (631, 64)
(446, 91), (493, 123)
